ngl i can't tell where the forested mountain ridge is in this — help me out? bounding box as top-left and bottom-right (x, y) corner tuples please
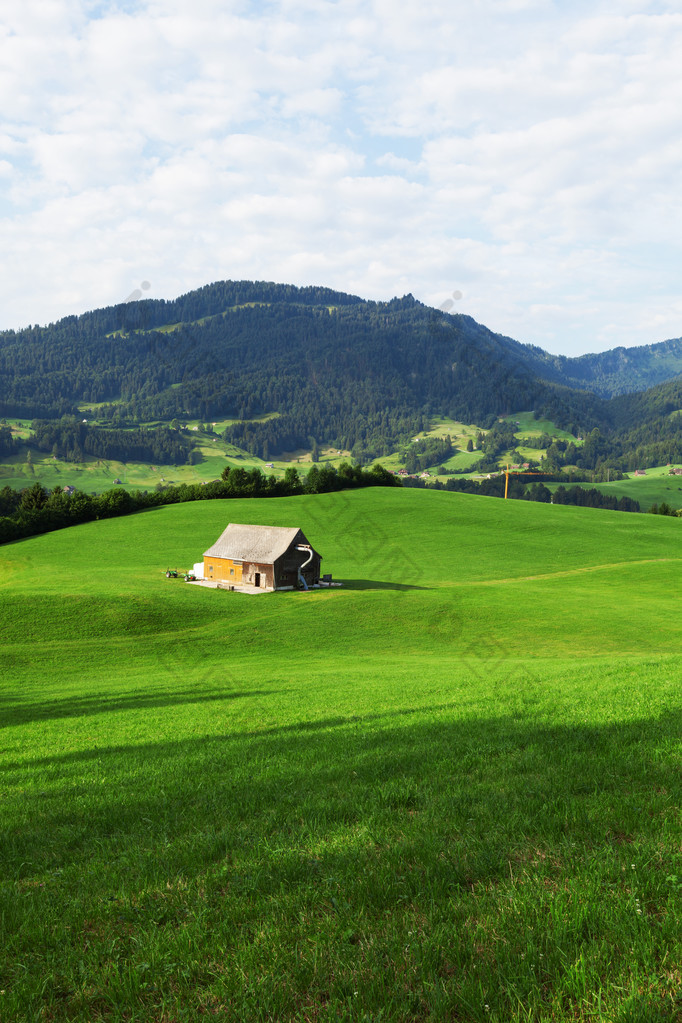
(0, 281), (608, 460)
(521, 338), (682, 399)
(1, 279), (681, 462)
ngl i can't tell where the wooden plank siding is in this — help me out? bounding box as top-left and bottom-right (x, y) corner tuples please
(203, 524), (322, 591)
(203, 557), (243, 583)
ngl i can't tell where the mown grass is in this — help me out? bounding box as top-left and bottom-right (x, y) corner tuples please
(1, 412), (584, 493)
(548, 472), (682, 515)
(546, 468), (682, 512)
(1, 490), (682, 1021)
(504, 412), (579, 442)
(0, 444), (312, 494)
(0, 436), (357, 493)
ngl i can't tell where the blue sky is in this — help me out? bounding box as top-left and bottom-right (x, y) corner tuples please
(1, 0), (681, 356)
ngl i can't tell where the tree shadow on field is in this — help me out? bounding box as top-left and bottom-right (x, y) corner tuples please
(4, 705), (682, 869)
(340, 579), (431, 591)
(0, 686), (276, 730)
(3, 703), (682, 1020)
(0, 706), (462, 774)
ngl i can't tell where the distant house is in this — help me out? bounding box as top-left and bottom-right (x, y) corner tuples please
(634, 469), (647, 476)
(63, 485), (75, 495)
(203, 523), (322, 591)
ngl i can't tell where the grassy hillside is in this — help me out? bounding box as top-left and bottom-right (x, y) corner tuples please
(2, 490), (682, 1021)
(547, 464), (682, 512)
(503, 411), (578, 441)
(0, 412), (574, 492)
(0, 430), (353, 494)
(1, 414), (485, 491)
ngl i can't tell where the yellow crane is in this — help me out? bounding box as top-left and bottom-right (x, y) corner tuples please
(503, 464), (546, 499)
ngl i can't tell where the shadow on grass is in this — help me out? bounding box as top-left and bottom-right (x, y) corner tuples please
(0, 687), (277, 730)
(3, 706), (681, 867)
(340, 579), (431, 591)
(0, 705), (462, 773)
(3, 705), (682, 1021)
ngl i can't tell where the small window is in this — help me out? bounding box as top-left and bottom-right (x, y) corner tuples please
(230, 568), (234, 575)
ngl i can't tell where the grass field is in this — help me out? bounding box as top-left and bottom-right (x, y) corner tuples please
(547, 465), (682, 512)
(0, 437), (355, 495)
(0, 444), (329, 495)
(1, 412), (585, 492)
(2, 488), (682, 1021)
(503, 412), (579, 442)
(0, 416), (488, 492)
(0, 445), (238, 493)
(497, 413), (579, 470)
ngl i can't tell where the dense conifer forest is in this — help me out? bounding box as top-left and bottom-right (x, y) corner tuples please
(2, 279), (682, 466)
(0, 281), (602, 460)
(30, 419), (192, 464)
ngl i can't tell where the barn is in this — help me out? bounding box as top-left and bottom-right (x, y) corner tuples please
(203, 523), (322, 591)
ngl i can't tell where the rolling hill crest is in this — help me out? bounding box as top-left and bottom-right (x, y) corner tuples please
(1, 280), (681, 461)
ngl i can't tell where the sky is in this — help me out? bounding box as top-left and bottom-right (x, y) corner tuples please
(1, 0), (681, 356)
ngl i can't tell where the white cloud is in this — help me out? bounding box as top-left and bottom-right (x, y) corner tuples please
(0, 0), (681, 355)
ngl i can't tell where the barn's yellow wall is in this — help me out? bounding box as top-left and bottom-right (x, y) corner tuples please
(204, 557), (243, 583)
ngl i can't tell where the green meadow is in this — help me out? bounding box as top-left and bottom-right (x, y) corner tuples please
(0, 444), (307, 495)
(548, 467), (682, 513)
(1, 415), (488, 493)
(0, 430), (351, 496)
(2, 490), (682, 1021)
(503, 412), (579, 442)
(2, 411), (588, 492)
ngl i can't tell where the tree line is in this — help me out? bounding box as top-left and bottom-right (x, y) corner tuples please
(0, 424), (15, 457)
(401, 436), (454, 474)
(0, 463), (400, 546)
(403, 473), (641, 512)
(31, 418), (192, 465)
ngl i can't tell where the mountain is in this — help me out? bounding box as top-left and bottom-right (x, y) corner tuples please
(519, 339), (682, 399)
(0, 281), (606, 460)
(1, 279), (681, 463)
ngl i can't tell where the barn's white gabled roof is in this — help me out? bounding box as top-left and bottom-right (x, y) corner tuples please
(203, 523), (303, 564)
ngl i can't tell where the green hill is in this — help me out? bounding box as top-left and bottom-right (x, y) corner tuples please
(527, 336), (682, 398)
(2, 489), (681, 1021)
(6, 278), (682, 473)
(0, 281), (606, 462)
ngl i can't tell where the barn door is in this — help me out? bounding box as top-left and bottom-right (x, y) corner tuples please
(254, 572), (261, 588)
